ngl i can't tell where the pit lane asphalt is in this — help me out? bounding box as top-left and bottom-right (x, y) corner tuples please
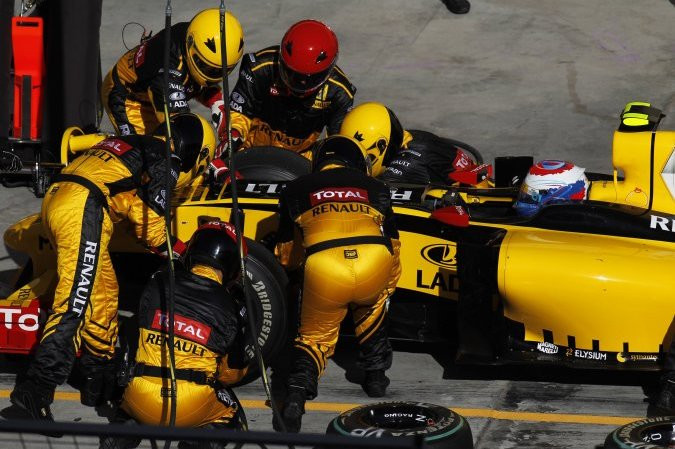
(1, 0), (673, 448)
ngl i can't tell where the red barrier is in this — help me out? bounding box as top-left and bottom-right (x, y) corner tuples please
(12, 16), (44, 140)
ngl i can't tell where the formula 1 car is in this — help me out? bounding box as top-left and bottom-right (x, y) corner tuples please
(1, 102), (674, 377)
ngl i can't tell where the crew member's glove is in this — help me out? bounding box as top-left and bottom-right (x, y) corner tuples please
(77, 349), (117, 407)
(151, 238), (186, 259)
(208, 158), (243, 186)
(214, 128), (244, 159)
(210, 99), (227, 138)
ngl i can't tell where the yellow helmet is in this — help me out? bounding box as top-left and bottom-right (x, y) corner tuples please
(154, 113), (216, 189)
(313, 135), (372, 175)
(185, 9), (244, 86)
(339, 102), (404, 177)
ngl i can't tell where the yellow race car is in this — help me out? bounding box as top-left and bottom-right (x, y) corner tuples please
(1, 102), (673, 376)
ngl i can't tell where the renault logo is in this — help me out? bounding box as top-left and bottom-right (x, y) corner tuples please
(420, 244), (457, 268)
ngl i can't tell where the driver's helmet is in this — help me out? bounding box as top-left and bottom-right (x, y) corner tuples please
(312, 135), (372, 175)
(183, 221), (246, 282)
(185, 9), (244, 86)
(514, 160), (589, 216)
(339, 102), (404, 177)
(153, 113), (216, 189)
(279, 19), (338, 97)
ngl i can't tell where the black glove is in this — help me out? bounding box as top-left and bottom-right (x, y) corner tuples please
(77, 349), (117, 407)
(277, 385), (306, 433)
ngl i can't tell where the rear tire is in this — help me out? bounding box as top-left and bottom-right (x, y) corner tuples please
(407, 131), (483, 165)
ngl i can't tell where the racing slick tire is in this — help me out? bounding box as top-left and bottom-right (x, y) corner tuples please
(326, 401), (473, 448)
(233, 146), (311, 181)
(407, 130), (483, 165)
(232, 238), (289, 387)
(603, 416), (675, 449)
(444, 137), (483, 165)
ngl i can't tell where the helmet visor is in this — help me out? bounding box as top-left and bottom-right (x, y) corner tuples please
(279, 60), (332, 95)
(190, 50), (224, 81)
(514, 183), (546, 216)
(514, 179), (588, 216)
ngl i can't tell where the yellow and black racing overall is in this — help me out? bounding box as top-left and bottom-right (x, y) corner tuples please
(229, 46), (356, 155)
(381, 130), (477, 185)
(26, 135), (178, 389)
(275, 168), (401, 398)
(120, 264), (247, 428)
(102, 22), (222, 135)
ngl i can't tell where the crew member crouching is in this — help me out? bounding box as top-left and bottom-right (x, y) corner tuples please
(100, 221), (250, 449)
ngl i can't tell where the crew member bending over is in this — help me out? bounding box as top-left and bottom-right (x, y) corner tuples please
(10, 113), (215, 427)
(274, 135), (401, 432)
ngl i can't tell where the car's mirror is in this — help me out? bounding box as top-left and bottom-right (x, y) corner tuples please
(493, 156), (533, 188)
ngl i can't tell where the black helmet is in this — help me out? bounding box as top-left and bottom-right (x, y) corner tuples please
(183, 221), (246, 281)
(312, 135), (372, 174)
(153, 113), (216, 189)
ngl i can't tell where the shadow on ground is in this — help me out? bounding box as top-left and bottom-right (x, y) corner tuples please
(333, 337), (660, 392)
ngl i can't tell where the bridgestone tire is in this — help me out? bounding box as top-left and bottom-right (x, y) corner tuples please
(604, 416), (675, 449)
(232, 239), (289, 387)
(233, 146), (311, 181)
(443, 137), (483, 165)
(326, 401), (473, 449)
(407, 130), (483, 165)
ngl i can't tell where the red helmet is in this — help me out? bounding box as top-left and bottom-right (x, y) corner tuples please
(279, 19), (338, 96)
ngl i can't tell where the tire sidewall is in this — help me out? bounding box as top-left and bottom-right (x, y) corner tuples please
(233, 146), (311, 181)
(231, 239), (288, 386)
(327, 401), (473, 448)
(604, 416), (675, 449)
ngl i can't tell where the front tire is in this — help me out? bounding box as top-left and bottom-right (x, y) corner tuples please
(231, 239), (288, 387)
(233, 146), (311, 181)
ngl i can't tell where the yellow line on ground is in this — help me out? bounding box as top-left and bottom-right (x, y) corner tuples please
(0, 391), (642, 425)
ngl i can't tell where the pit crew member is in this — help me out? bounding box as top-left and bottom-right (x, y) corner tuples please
(339, 102), (483, 185)
(102, 8), (244, 137)
(100, 221), (249, 449)
(273, 135), (401, 432)
(10, 113), (216, 427)
(227, 19), (356, 156)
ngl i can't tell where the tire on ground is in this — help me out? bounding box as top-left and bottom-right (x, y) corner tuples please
(326, 401), (473, 449)
(231, 239), (289, 387)
(603, 416), (675, 449)
(233, 146), (311, 181)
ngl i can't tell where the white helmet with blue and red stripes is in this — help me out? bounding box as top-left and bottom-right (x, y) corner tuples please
(514, 160), (589, 216)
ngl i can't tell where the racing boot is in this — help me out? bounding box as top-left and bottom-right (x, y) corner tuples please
(361, 369), (390, 398)
(442, 0), (470, 14)
(10, 379), (62, 437)
(280, 386), (306, 433)
(98, 410), (141, 449)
